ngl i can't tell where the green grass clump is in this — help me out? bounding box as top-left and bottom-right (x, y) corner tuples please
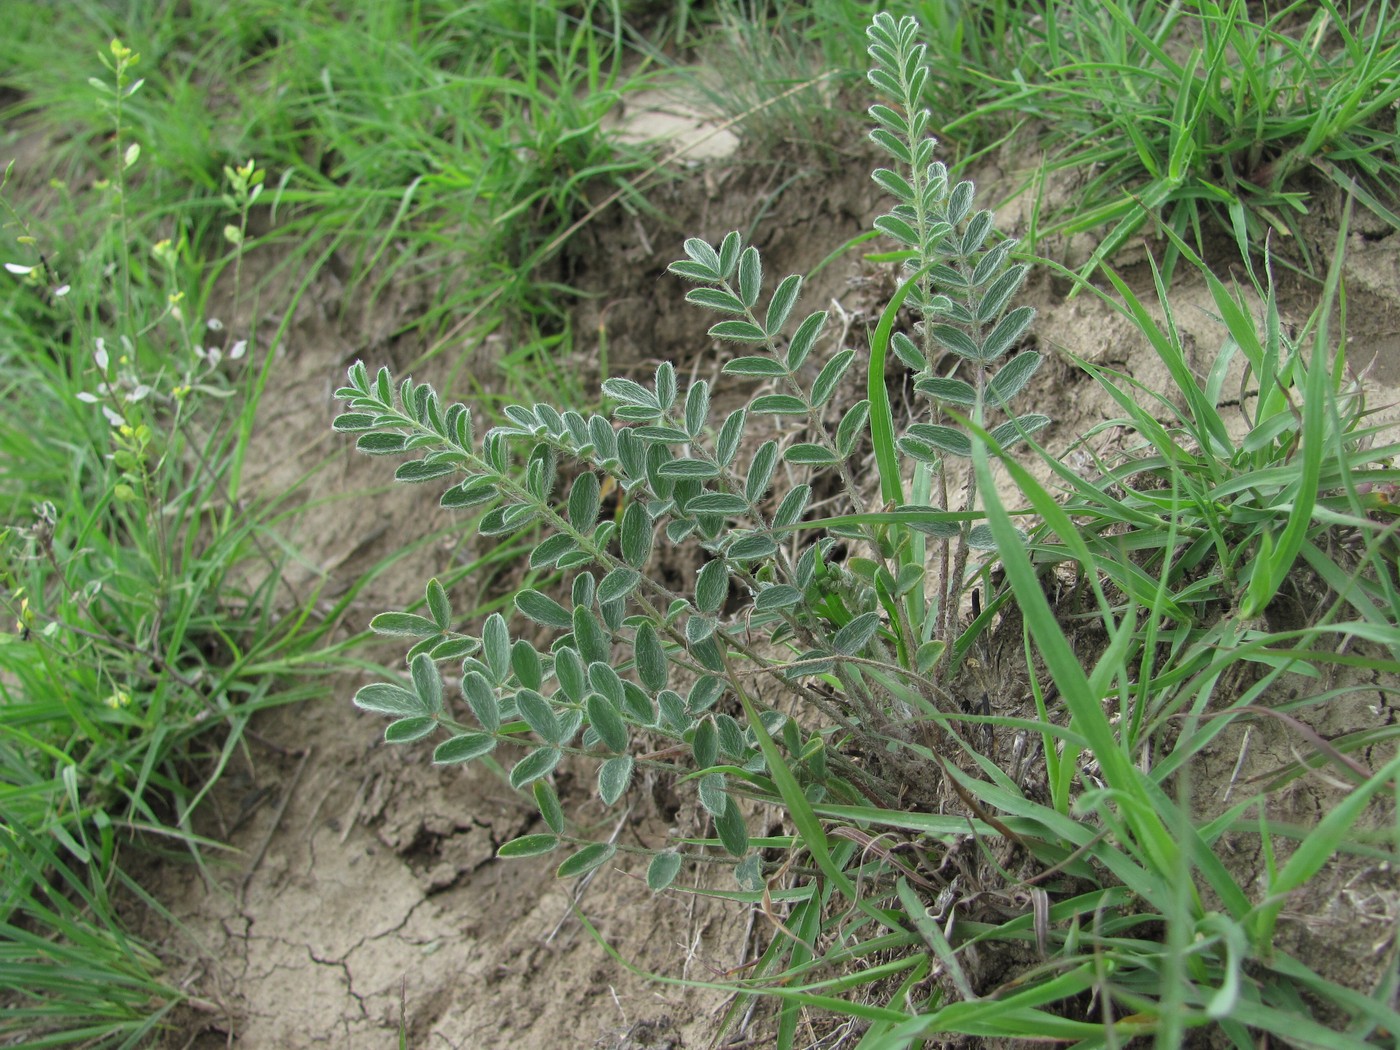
(1, 0), (660, 372)
(691, 1), (1400, 278)
(971, 0), (1400, 279)
(0, 41), (352, 1048)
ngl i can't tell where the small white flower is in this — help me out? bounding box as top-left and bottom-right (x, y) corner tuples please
(127, 384), (152, 402)
(206, 317), (224, 332)
(94, 339), (109, 371)
(101, 406), (124, 427)
(4, 263), (34, 275)
(54, 285), (71, 297)
(76, 391), (99, 403)
(229, 339), (248, 360)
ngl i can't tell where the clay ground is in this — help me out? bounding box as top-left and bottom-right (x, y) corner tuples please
(136, 127), (1400, 1049)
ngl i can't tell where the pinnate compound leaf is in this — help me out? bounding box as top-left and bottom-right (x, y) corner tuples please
(716, 408), (746, 467)
(332, 412), (377, 432)
(914, 376), (977, 406)
(554, 647), (586, 702)
(509, 747), (563, 789)
(655, 362), (677, 411)
(772, 484), (810, 527)
(874, 213), (920, 246)
(482, 613), (511, 681)
(431, 638), (476, 660)
(698, 772), (728, 817)
(497, 833), (559, 859)
(988, 414), (1051, 451)
(597, 566), (640, 605)
(723, 356), (787, 378)
(728, 534), (778, 560)
(692, 717), (718, 769)
(684, 380), (710, 437)
(783, 443), (839, 466)
(370, 612), (439, 637)
(929, 324), (981, 360)
(714, 799), (749, 857)
(890, 330), (923, 370)
(980, 305), (1035, 361)
(684, 492), (750, 515)
(534, 781), (565, 834)
(987, 352), (1043, 407)
(657, 458), (720, 479)
(755, 585), (803, 611)
(441, 478), (497, 510)
(355, 682), (426, 717)
(586, 693), (629, 753)
(694, 559), (729, 613)
(556, 842), (616, 879)
(515, 589), (572, 629)
(619, 500), (652, 568)
(872, 167), (915, 202)
(765, 274), (802, 335)
(411, 653), (443, 715)
(569, 473), (601, 530)
(810, 349), (856, 407)
(977, 263), (1028, 319)
(750, 394), (808, 415)
(735, 853), (763, 891)
(647, 851), (683, 891)
(708, 320), (767, 343)
(904, 423), (972, 458)
(668, 260), (718, 281)
(395, 460), (457, 483)
(573, 606), (611, 665)
(598, 756), (634, 805)
(356, 432), (408, 455)
(433, 732), (496, 764)
(463, 671), (500, 731)
(588, 662), (626, 707)
(384, 716), (436, 743)
(686, 287), (746, 314)
(634, 622), (668, 693)
(836, 400), (871, 458)
(517, 689), (561, 743)
(833, 611), (882, 655)
(785, 310), (827, 371)
(601, 377), (660, 409)
(686, 615), (716, 644)
(745, 440), (779, 504)
(737, 245), (763, 307)
(682, 236), (722, 276)
(426, 579), (451, 630)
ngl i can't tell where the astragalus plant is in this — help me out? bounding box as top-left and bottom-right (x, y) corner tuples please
(336, 11), (1400, 1048)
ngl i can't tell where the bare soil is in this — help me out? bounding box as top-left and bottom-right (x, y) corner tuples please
(139, 134), (1400, 1049)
